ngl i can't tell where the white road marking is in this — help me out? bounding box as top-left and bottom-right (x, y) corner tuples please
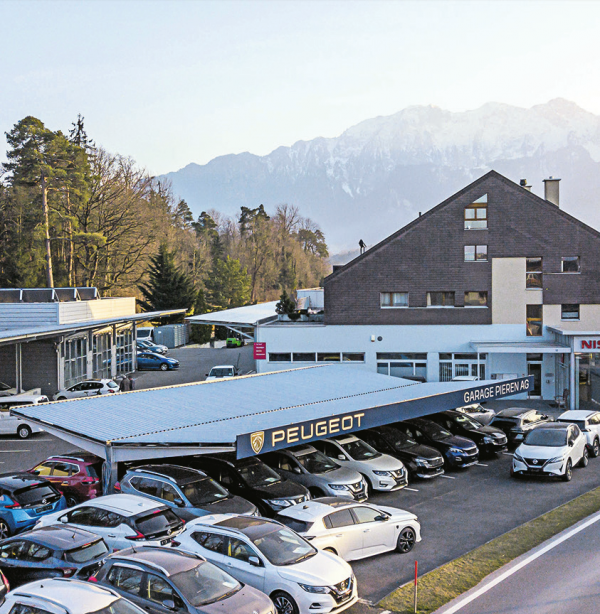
(476, 463), (488, 467)
(357, 598), (372, 605)
(0, 450), (30, 453)
(502, 452), (514, 456)
(441, 511), (600, 614)
(380, 610), (391, 614)
(404, 487), (419, 492)
(440, 474), (456, 479)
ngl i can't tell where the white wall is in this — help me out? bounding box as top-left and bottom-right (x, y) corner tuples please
(58, 297), (136, 324)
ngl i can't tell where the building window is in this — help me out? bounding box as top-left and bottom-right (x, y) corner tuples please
(526, 305), (543, 336)
(526, 258), (543, 289)
(377, 355), (427, 380)
(464, 205), (487, 230)
(92, 329), (111, 380)
(561, 256), (580, 273)
(464, 291), (488, 307)
(427, 292), (455, 307)
(380, 292), (408, 308)
(269, 353), (291, 362)
(342, 353), (365, 362)
(64, 336), (88, 388)
(561, 304), (580, 320)
(292, 352), (316, 362)
(464, 245), (488, 261)
(439, 353), (487, 381)
(317, 352), (341, 362)
(116, 325), (134, 376)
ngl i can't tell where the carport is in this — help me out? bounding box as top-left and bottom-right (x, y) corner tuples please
(12, 365), (532, 493)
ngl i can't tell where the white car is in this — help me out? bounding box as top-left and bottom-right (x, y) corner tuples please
(312, 435), (408, 492)
(53, 379), (119, 401)
(275, 498), (421, 561)
(557, 410), (600, 458)
(456, 403), (496, 425)
(512, 423), (588, 481)
(0, 578), (147, 614)
(34, 494), (185, 551)
(0, 382), (41, 397)
(0, 394), (47, 438)
(205, 365), (238, 380)
(173, 514), (358, 614)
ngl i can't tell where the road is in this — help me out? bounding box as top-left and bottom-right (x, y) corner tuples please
(437, 512), (600, 614)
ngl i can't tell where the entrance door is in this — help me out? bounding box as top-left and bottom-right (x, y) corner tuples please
(528, 364), (542, 398)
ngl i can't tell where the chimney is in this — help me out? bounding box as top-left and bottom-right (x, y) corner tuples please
(543, 176), (561, 207)
(519, 179), (532, 191)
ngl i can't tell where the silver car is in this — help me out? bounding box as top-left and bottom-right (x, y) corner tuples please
(261, 445), (368, 501)
(312, 435), (408, 492)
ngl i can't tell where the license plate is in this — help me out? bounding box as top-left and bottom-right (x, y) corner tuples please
(35, 504), (51, 514)
(160, 539), (171, 546)
(529, 468), (542, 473)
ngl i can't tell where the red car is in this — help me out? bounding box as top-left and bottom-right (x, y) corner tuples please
(28, 453), (104, 507)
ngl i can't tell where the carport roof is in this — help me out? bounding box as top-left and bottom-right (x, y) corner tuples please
(12, 365), (532, 461)
(470, 340), (571, 353)
(186, 301), (278, 327)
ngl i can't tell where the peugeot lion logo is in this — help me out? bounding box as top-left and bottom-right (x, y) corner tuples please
(251, 431), (265, 454)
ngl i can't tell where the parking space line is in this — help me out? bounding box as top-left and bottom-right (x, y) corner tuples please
(440, 475), (456, 479)
(476, 463), (488, 467)
(0, 450), (29, 453)
(404, 487), (419, 492)
(502, 452), (514, 456)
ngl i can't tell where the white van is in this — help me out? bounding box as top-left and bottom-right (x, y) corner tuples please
(136, 327), (154, 342)
(0, 394), (48, 439)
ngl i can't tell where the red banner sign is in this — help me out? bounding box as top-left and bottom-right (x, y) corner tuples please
(254, 342), (267, 360)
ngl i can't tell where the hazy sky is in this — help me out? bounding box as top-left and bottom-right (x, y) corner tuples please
(2, 0), (599, 175)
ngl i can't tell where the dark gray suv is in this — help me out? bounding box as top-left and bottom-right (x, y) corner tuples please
(118, 465), (258, 520)
(93, 546), (274, 614)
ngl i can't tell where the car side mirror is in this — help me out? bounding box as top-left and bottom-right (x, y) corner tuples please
(569, 440), (574, 447)
(31, 470), (40, 475)
(162, 600), (176, 611)
(375, 514), (389, 522)
(248, 555), (261, 567)
(337, 454), (345, 461)
(205, 374), (209, 377)
(174, 498), (185, 507)
(292, 466), (302, 474)
(60, 516), (69, 523)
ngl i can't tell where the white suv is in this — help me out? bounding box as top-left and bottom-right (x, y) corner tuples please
(312, 435), (408, 492)
(512, 423), (588, 481)
(557, 410), (600, 458)
(173, 513), (358, 614)
(34, 494), (184, 551)
(53, 379), (119, 401)
(0, 578), (146, 614)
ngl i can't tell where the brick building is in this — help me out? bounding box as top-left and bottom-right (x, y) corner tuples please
(255, 171), (600, 408)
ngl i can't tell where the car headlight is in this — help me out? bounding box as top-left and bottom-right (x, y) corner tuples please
(449, 447), (462, 454)
(547, 456), (564, 464)
(298, 583), (330, 594)
(329, 483), (349, 490)
(266, 498), (293, 508)
(482, 436), (494, 444)
(513, 452), (525, 463)
(415, 458), (429, 467)
(373, 470), (391, 476)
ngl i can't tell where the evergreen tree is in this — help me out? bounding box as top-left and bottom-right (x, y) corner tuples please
(205, 256), (251, 310)
(138, 245), (198, 317)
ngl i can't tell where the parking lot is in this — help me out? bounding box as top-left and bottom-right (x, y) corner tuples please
(5, 347), (600, 609)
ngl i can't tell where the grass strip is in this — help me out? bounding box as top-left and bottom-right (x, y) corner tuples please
(379, 485), (600, 614)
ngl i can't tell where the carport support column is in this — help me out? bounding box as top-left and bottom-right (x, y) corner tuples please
(110, 325), (117, 379)
(570, 351), (577, 410)
(103, 445), (118, 496)
(15, 343), (22, 393)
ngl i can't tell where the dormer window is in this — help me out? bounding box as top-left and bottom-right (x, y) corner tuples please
(464, 194), (488, 230)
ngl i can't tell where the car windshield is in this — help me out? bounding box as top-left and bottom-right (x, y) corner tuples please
(392, 431), (418, 448)
(183, 478), (230, 506)
(252, 526), (317, 566)
(92, 599), (146, 614)
(274, 515), (314, 534)
(557, 419), (587, 431)
(0, 382), (10, 391)
(524, 429), (568, 447)
(135, 509), (181, 537)
(13, 484), (61, 507)
(210, 368), (233, 377)
(107, 381), (119, 389)
(64, 539), (108, 563)
(420, 423), (452, 441)
(237, 462), (281, 487)
(171, 561), (241, 606)
(295, 450), (338, 474)
(452, 414), (483, 429)
(339, 439), (381, 460)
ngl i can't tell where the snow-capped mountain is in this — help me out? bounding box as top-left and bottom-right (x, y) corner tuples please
(162, 99), (600, 253)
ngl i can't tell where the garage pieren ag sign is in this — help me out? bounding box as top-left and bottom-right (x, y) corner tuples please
(236, 376), (533, 458)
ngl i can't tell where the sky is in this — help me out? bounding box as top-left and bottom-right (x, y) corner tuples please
(2, 0), (600, 176)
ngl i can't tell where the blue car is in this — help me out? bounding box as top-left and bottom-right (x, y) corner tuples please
(136, 352), (179, 371)
(0, 474), (67, 538)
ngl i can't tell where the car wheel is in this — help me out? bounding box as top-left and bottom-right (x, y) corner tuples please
(66, 495), (79, 507)
(57, 396), (67, 401)
(0, 521), (11, 539)
(17, 425), (31, 439)
(271, 592), (299, 614)
(309, 487), (325, 498)
(160, 363), (168, 371)
(396, 527), (417, 554)
(361, 474), (374, 495)
(323, 547), (338, 555)
(579, 448), (589, 468)
(562, 459), (573, 482)
(592, 439), (600, 458)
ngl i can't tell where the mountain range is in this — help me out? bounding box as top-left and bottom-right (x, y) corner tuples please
(162, 99), (600, 255)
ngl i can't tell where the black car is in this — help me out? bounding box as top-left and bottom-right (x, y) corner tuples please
(429, 410), (508, 456)
(185, 455), (310, 516)
(490, 408), (554, 447)
(93, 546), (273, 614)
(0, 525), (108, 587)
(395, 418), (479, 468)
(359, 426), (445, 479)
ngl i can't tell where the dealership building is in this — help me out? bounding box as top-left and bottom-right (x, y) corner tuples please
(193, 172), (600, 410)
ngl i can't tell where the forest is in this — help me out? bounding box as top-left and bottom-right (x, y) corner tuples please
(0, 116), (331, 326)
